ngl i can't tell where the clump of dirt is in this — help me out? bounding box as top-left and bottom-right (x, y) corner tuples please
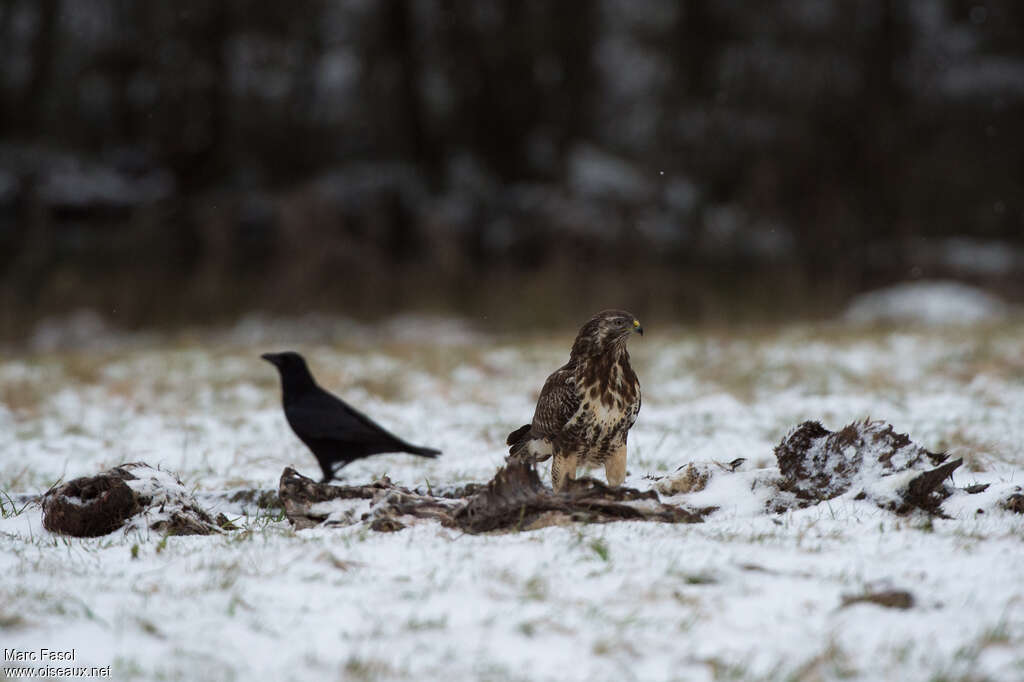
(1003, 492), (1024, 514)
(840, 589), (915, 610)
(42, 474), (139, 537)
(773, 420), (960, 513)
(42, 462), (225, 537)
(227, 489), (281, 509)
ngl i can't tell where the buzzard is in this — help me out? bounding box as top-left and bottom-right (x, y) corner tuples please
(507, 310), (643, 491)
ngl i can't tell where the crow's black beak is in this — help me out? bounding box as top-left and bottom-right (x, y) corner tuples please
(261, 353), (279, 365)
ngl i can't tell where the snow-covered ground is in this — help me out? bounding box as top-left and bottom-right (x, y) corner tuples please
(2, 315), (1023, 681)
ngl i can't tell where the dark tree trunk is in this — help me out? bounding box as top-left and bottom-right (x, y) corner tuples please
(381, 0), (434, 179)
(23, 0), (60, 134)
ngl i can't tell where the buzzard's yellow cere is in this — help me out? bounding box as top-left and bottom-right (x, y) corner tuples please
(507, 310), (643, 490)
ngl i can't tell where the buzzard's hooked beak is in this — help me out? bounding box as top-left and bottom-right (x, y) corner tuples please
(632, 319), (643, 336)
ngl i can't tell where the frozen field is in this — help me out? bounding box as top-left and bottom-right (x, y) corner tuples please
(2, 315), (1023, 681)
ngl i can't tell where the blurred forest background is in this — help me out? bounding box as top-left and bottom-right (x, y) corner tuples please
(1, 0), (1023, 340)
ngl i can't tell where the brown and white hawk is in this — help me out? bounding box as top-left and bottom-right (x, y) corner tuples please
(507, 309), (643, 490)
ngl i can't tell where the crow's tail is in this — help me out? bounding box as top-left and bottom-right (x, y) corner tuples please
(407, 445), (441, 458)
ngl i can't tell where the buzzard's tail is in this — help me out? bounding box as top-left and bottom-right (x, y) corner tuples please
(506, 424), (552, 462)
(506, 424), (532, 447)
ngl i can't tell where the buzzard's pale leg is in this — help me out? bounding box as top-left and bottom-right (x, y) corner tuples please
(551, 452), (579, 491)
(605, 445), (627, 487)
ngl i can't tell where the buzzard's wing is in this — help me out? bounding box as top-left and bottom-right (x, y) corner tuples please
(530, 365), (580, 438)
(507, 363), (580, 462)
(627, 389), (641, 430)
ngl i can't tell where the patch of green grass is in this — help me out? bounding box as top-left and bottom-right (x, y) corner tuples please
(0, 611), (27, 629)
(666, 559), (718, 585)
(701, 656), (751, 681)
(0, 489), (33, 518)
(592, 637), (640, 657)
(226, 592), (249, 617)
(135, 616), (164, 638)
(683, 572), (718, 585)
(405, 615), (447, 631)
(521, 574), (548, 601)
(976, 621), (1012, 647)
(928, 621), (1018, 682)
(783, 638), (857, 681)
(343, 656), (397, 682)
(111, 657), (145, 679)
(589, 538), (610, 562)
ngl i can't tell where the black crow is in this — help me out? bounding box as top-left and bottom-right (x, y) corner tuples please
(262, 351), (441, 482)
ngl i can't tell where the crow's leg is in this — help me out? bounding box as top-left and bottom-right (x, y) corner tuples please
(318, 459), (337, 484)
(320, 458), (355, 484)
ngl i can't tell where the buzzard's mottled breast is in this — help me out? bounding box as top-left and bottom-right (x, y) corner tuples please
(564, 348), (641, 465)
